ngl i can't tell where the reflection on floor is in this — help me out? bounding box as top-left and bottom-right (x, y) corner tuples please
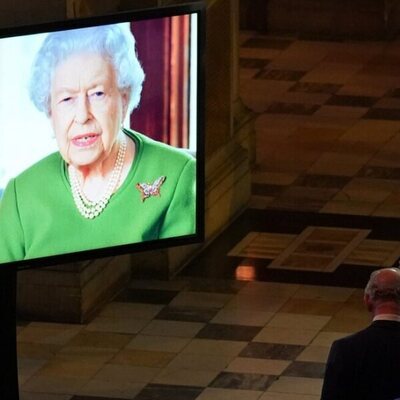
(17, 32), (400, 399)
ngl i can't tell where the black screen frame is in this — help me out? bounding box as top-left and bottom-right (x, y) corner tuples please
(0, 2), (206, 270)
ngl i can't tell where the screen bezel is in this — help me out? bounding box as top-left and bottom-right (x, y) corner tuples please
(0, 2), (205, 270)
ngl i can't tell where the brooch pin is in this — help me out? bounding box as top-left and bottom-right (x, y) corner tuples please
(136, 176), (166, 202)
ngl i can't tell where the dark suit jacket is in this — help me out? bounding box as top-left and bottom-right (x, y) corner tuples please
(321, 320), (400, 400)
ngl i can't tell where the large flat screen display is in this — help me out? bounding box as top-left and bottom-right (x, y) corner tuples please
(0, 3), (205, 268)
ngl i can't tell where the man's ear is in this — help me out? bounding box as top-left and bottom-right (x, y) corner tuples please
(364, 294), (373, 312)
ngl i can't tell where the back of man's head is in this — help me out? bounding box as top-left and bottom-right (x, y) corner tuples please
(364, 268), (400, 315)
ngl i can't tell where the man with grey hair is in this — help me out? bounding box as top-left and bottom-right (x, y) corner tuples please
(321, 268), (400, 400)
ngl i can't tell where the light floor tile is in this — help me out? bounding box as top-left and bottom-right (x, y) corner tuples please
(91, 363), (161, 383)
(259, 392), (320, 400)
(267, 313), (330, 331)
(335, 178), (395, 203)
(293, 285), (354, 301)
(279, 299), (344, 316)
(239, 282), (300, 298)
(228, 232), (295, 260)
(182, 338), (247, 356)
(339, 120), (399, 142)
(311, 331), (351, 347)
(197, 387), (263, 400)
(322, 317), (369, 332)
(169, 291), (233, 308)
(20, 393), (73, 400)
(295, 345), (330, 363)
(17, 342), (61, 360)
(267, 376), (323, 395)
(127, 334), (191, 353)
(111, 348), (175, 368)
(226, 357), (290, 375)
(211, 308), (274, 327)
(63, 330), (133, 350)
(254, 327), (319, 346)
(18, 358), (48, 385)
(225, 294), (288, 312)
(77, 378), (145, 399)
(321, 200), (378, 215)
(21, 375), (88, 395)
(98, 301), (164, 319)
(345, 239), (400, 266)
(85, 316), (149, 334)
(167, 353), (233, 371)
(56, 345), (117, 362)
(301, 62), (362, 84)
(337, 83), (387, 97)
(140, 320), (205, 338)
(17, 323), (83, 346)
(308, 149), (371, 174)
(373, 203), (400, 218)
(152, 367), (219, 387)
(31, 356), (106, 380)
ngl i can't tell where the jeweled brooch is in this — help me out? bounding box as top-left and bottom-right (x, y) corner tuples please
(136, 176), (166, 202)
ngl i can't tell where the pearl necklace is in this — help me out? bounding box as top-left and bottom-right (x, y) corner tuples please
(68, 136), (127, 219)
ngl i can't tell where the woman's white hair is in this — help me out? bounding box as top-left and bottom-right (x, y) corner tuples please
(29, 23), (145, 117)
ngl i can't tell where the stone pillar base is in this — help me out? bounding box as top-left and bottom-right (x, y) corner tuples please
(17, 254), (131, 323)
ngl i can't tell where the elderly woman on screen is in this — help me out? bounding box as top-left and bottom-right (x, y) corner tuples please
(0, 25), (196, 264)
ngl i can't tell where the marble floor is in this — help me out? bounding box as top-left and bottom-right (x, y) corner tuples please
(17, 32), (400, 399)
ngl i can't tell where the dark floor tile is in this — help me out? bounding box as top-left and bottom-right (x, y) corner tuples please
(240, 342), (305, 360)
(252, 183), (285, 196)
(16, 319), (30, 327)
(293, 174), (351, 189)
(255, 69), (306, 81)
(72, 396), (127, 400)
(210, 371), (276, 391)
(267, 187), (337, 213)
(282, 361), (326, 379)
(184, 278), (245, 294)
(241, 37), (293, 50)
(196, 323), (261, 341)
(133, 384), (203, 400)
(289, 82), (341, 94)
(155, 306), (219, 323)
(325, 95), (378, 108)
(298, 33), (346, 41)
(114, 288), (179, 305)
(357, 166), (400, 180)
(385, 88), (400, 98)
(363, 108), (400, 120)
(240, 57), (270, 69)
(265, 102), (320, 115)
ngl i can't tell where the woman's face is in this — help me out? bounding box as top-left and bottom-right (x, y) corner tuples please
(49, 52), (128, 169)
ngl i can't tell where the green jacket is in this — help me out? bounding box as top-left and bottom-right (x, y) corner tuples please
(0, 129), (196, 264)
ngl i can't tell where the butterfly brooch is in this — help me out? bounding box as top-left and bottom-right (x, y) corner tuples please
(136, 176), (166, 202)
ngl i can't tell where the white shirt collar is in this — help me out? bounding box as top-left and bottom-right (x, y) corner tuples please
(373, 314), (400, 322)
